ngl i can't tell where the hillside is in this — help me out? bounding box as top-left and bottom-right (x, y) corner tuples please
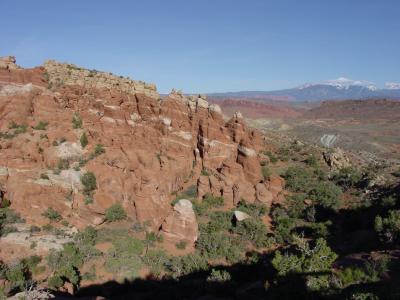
(208, 98), (304, 119)
(0, 56), (399, 300)
(304, 99), (400, 122)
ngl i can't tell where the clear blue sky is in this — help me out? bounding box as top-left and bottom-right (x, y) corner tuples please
(1, 0), (399, 93)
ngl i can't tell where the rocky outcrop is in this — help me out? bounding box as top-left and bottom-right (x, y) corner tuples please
(0, 56), (20, 70)
(44, 60), (159, 99)
(323, 148), (351, 170)
(161, 199), (198, 248)
(234, 210), (251, 222)
(0, 56), (278, 236)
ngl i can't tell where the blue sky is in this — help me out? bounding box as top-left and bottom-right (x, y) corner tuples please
(1, 0), (399, 93)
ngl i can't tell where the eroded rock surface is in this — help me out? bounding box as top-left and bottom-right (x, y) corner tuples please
(323, 148), (351, 170)
(0, 56), (279, 238)
(161, 199), (198, 248)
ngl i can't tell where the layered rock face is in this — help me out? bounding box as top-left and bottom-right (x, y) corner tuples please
(0, 57), (282, 245)
(44, 60), (159, 99)
(161, 199), (198, 247)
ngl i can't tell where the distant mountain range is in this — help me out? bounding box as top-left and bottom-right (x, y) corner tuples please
(208, 78), (400, 102)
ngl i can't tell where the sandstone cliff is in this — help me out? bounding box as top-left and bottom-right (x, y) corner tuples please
(0, 56), (282, 247)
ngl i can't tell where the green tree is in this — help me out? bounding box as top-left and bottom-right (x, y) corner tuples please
(375, 210), (400, 243)
(272, 237), (337, 291)
(80, 132), (88, 148)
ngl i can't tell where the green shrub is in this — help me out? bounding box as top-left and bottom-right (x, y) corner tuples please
(8, 121), (19, 129)
(84, 196), (94, 205)
(1, 225), (18, 235)
(272, 238), (337, 291)
(192, 193), (224, 216)
(81, 172), (97, 194)
(182, 185), (197, 198)
(14, 125), (27, 135)
(286, 194), (307, 219)
(381, 195), (396, 207)
(339, 256), (389, 287)
(0, 122), (27, 139)
(176, 240), (187, 249)
(57, 158), (70, 170)
(273, 216), (296, 244)
(332, 167), (362, 190)
(112, 236), (144, 256)
(304, 221), (332, 238)
(237, 200), (268, 218)
(34, 121), (49, 130)
(0, 208), (24, 225)
(72, 113), (83, 129)
(42, 208), (62, 222)
(232, 218), (270, 248)
(203, 193), (224, 207)
(46, 243), (85, 288)
(21, 255), (42, 275)
(375, 210), (400, 243)
(262, 165), (271, 180)
(73, 227), (101, 262)
(305, 154), (318, 167)
(93, 144), (105, 156)
(105, 203), (127, 222)
(201, 169), (210, 176)
(283, 166), (313, 192)
(207, 269), (231, 282)
(264, 150), (278, 163)
(143, 249), (169, 277)
(364, 256), (389, 281)
(80, 132), (88, 148)
(166, 254), (208, 278)
(143, 231), (159, 249)
(5, 263), (26, 290)
(308, 181), (342, 209)
(348, 292), (379, 300)
(104, 235), (143, 277)
(0, 198), (11, 209)
(205, 211), (233, 233)
(40, 173), (49, 180)
(196, 231), (231, 260)
(48, 275), (64, 289)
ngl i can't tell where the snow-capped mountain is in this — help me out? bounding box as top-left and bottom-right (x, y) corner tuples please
(298, 77), (377, 91)
(385, 82), (400, 90)
(208, 77), (400, 102)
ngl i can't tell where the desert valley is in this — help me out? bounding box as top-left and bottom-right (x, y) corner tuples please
(0, 55), (399, 299)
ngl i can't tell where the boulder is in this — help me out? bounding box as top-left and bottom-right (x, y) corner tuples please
(256, 183), (273, 206)
(0, 56), (20, 70)
(161, 199), (198, 248)
(234, 210), (251, 222)
(323, 148), (351, 170)
(267, 174), (284, 198)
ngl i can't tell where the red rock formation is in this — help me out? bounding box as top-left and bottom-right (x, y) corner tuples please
(0, 57), (279, 236)
(161, 199), (198, 248)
